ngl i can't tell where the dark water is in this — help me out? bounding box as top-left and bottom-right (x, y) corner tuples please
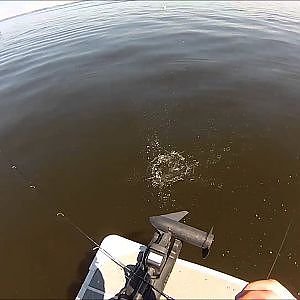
(0, 1), (300, 298)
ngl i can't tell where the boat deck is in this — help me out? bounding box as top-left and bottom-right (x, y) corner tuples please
(76, 235), (247, 299)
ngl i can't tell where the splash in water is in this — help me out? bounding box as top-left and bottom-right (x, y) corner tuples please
(147, 136), (199, 190)
(149, 150), (198, 189)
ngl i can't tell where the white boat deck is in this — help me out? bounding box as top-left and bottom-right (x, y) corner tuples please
(76, 235), (247, 299)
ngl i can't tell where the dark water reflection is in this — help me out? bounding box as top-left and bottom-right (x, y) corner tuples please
(0, 1), (299, 298)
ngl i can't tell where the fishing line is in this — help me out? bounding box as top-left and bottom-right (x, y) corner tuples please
(58, 213), (174, 300)
(0, 147), (174, 300)
(266, 212), (295, 279)
(266, 174), (299, 280)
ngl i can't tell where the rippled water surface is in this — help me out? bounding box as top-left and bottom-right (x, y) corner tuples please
(0, 1), (300, 298)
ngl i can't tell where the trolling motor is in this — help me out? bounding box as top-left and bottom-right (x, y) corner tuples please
(118, 211), (214, 300)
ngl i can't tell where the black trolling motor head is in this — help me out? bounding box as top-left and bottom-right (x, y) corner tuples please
(118, 211), (214, 300)
(149, 210), (214, 258)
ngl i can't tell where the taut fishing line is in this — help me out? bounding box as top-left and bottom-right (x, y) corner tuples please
(0, 148), (174, 300)
(266, 211), (295, 279)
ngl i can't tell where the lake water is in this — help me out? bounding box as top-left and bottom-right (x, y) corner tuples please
(0, 1), (299, 298)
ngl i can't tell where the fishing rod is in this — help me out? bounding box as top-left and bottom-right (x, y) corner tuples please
(0, 147), (174, 300)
